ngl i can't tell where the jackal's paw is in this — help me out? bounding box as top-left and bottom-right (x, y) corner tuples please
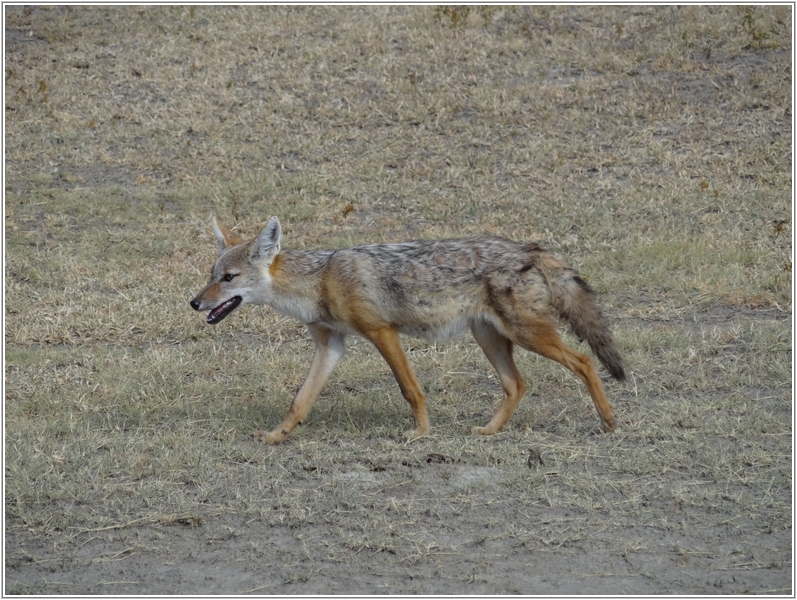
(252, 429), (286, 445)
(404, 426), (429, 441)
(471, 425), (498, 436)
(601, 415), (617, 433)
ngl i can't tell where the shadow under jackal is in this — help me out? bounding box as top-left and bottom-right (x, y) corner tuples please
(191, 217), (625, 443)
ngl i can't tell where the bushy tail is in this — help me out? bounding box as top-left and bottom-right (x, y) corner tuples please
(545, 261), (626, 381)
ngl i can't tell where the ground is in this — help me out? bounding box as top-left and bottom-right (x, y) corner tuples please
(4, 5), (792, 595)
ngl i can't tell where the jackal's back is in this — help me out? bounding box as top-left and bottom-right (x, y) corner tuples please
(299, 237), (550, 340)
(342, 236), (546, 293)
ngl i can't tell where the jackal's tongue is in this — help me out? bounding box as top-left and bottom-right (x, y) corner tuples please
(206, 296), (242, 325)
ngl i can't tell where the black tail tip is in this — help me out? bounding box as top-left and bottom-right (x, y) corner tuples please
(610, 365), (626, 381)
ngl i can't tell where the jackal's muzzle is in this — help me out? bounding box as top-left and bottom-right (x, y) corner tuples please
(190, 295), (242, 325)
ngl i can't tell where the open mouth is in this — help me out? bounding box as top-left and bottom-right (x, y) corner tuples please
(206, 296), (242, 324)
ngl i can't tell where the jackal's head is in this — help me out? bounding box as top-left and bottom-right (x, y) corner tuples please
(189, 216), (281, 324)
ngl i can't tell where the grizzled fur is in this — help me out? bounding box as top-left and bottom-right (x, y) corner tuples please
(191, 216), (625, 444)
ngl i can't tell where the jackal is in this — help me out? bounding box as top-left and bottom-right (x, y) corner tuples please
(190, 217), (625, 443)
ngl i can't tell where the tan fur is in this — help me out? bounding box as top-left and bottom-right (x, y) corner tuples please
(190, 216), (625, 443)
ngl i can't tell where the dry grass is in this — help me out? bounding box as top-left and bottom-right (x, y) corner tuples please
(5, 5), (792, 595)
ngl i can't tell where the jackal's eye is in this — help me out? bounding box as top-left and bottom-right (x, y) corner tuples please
(223, 273), (237, 282)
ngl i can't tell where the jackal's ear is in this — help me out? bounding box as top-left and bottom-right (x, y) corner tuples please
(250, 216), (281, 263)
(211, 216), (245, 255)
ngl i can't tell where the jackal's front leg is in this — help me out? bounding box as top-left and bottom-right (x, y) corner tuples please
(362, 326), (430, 440)
(253, 325), (346, 444)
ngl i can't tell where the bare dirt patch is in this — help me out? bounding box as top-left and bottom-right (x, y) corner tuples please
(5, 5), (791, 595)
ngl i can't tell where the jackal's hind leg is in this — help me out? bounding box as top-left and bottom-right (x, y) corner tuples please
(511, 318), (616, 432)
(253, 325), (346, 444)
(470, 321), (527, 435)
